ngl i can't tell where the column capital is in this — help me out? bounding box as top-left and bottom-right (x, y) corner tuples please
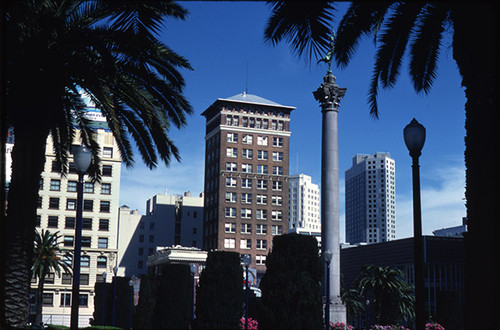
(313, 71), (347, 111)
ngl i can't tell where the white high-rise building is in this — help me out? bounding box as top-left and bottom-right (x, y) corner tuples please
(288, 174), (321, 236)
(345, 152), (396, 244)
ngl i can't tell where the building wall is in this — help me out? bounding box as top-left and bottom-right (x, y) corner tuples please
(202, 94), (295, 274)
(117, 192), (203, 277)
(288, 174), (321, 235)
(345, 152), (396, 244)
(33, 129), (121, 327)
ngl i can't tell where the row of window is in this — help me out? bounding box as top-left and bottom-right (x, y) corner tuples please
(226, 133), (284, 147)
(63, 235), (109, 249)
(38, 196), (111, 212)
(224, 237), (268, 250)
(39, 292), (89, 307)
(37, 216), (109, 231)
(225, 223), (283, 235)
(225, 116), (285, 131)
(51, 160), (113, 176)
(42, 178), (112, 195)
(224, 207), (284, 221)
(224, 192), (283, 205)
(225, 163), (284, 175)
(226, 148), (284, 161)
(224, 177), (284, 190)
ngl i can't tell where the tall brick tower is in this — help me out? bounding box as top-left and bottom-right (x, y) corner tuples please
(201, 92), (295, 279)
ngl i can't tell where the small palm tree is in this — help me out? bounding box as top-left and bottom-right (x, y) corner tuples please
(32, 229), (71, 326)
(355, 265), (414, 325)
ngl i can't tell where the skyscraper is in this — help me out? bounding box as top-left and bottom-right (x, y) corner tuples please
(201, 92), (294, 277)
(345, 152), (396, 244)
(288, 174), (321, 237)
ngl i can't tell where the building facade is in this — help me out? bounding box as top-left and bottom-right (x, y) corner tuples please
(345, 152), (396, 244)
(288, 174), (321, 237)
(201, 92), (295, 276)
(117, 192), (204, 277)
(32, 129), (122, 327)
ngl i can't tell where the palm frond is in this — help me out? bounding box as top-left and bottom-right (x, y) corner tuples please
(409, 3), (449, 94)
(264, 1), (336, 62)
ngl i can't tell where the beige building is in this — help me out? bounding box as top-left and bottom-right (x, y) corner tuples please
(31, 128), (122, 327)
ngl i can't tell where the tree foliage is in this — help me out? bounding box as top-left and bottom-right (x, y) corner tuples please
(194, 251), (243, 330)
(259, 233), (323, 330)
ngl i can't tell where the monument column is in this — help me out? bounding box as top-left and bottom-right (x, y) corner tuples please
(313, 70), (347, 324)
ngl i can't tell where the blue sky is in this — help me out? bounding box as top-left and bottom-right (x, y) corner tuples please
(120, 2), (467, 241)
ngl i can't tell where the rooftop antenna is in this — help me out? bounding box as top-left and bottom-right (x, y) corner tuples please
(245, 63), (249, 95)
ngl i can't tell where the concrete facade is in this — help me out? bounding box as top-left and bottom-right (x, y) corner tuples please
(345, 152), (396, 244)
(288, 174), (321, 237)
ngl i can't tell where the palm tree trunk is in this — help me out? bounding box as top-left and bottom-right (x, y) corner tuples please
(451, 4), (497, 330)
(35, 276), (45, 326)
(1, 125), (49, 328)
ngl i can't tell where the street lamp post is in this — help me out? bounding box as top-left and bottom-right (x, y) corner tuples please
(101, 272), (107, 326)
(242, 254), (251, 330)
(112, 266), (118, 326)
(323, 250), (333, 330)
(70, 145), (92, 330)
(190, 264), (198, 322)
(128, 278), (134, 330)
(403, 118), (426, 329)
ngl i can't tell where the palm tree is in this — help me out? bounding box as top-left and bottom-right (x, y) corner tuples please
(354, 265), (414, 325)
(264, 2), (496, 328)
(2, 1), (192, 327)
(32, 229), (71, 326)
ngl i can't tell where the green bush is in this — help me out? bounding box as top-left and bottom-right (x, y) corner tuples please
(152, 264), (192, 329)
(134, 274), (154, 329)
(93, 277), (134, 328)
(194, 251), (243, 329)
(259, 233), (323, 330)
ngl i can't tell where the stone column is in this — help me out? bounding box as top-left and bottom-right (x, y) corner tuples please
(313, 70), (347, 324)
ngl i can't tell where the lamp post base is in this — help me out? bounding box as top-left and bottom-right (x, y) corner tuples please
(328, 297), (347, 326)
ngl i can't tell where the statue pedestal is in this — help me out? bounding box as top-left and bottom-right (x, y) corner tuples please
(330, 297), (347, 325)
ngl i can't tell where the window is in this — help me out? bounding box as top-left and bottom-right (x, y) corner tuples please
(64, 236), (74, 247)
(100, 201), (110, 213)
(273, 137), (284, 147)
(79, 294), (88, 306)
(257, 150), (268, 160)
(101, 183), (111, 195)
(256, 179), (267, 190)
(83, 200), (93, 212)
(81, 237), (91, 248)
(242, 134), (253, 145)
(242, 149), (253, 159)
(224, 238), (235, 249)
(36, 215), (41, 227)
(60, 293), (71, 306)
(98, 237), (108, 249)
(241, 178), (252, 189)
(257, 165), (268, 174)
(225, 192), (237, 203)
(272, 152), (283, 162)
(66, 199), (77, 210)
(61, 273), (72, 285)
(241, 208), (252, 219)
(84, 182), (94, 193)
(272, 181), (283, 191)
(50, 179), (61, 191)
(80, 274), (89, 285)
(241, 193), (252, 204)
(97, 256), (107, 268)
(45, 273), (55, 284)
(271, 120), (277, 130)
(256, 209), (267, 220)
(263, 119), (269, 129)
(225, 162), (237, 172)
(82, 218), (92, 230)
(103, 147), (113, 158)
(51, 160), (61, 172)
(81, 255), (90, 267)
(49, 197), (60, 209)
(272, 210), (283, 221)
(149, 235), (154, 243)
(99, 219), (109, 231)
(241, 163), (253, 173)
(256, 224), (267, 235)
(272, 195), (283, 206)
(37, 196), (42, 208)
(226, 148), (237, 158)
(240, 239), (252, 249)
(224, 223), (236, 233)
(65, 217), (75, 229)
(272, 166), (283, 175)
(47, 216), (58, 228)
(256, 255), (266, 265)
(226, 115), (232, 125)
(278, 121), (284, 131)
(67, 181), (77, 192)
(256, 195), (268, 205)
(138, 260), (144, 269)
(256, 239), (267, 250)
(226, 177), (237, 187)
(227, 133), (238, 143)
(257, 136), (268, 146)
(102, 165), (112, 176)
(42, 293), (54, 306)
(241, 223), (252, 234)
(232, 116), (239, 126)
(139, 234), (144, 243)
(225, 207), (236, 218)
